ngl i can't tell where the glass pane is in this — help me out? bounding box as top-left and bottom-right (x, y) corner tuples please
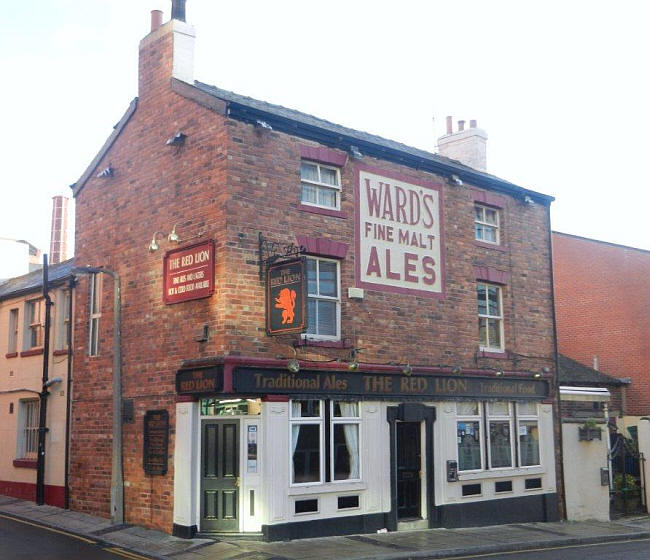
(307, 298), (317, 334)
(474, 205), (484, 221)
(301, 183), (317, 204)
(519, 421), (540, 466)
(484, 226), (497, 243)
(292, 424), (320, 483)
(457, 402), (479, 416)
(475, 224), (484, 240)
(488, 318), (501, 348)
(300, 162), (318, 182)
(476, 285), (487, 315)
(333, 401), (359, 417)
(478, 318), (487, 347)
(488, 402), (509, 416)
(306, 259), (317, 295)
(317, 186), (337, 208)
(487, 286), (500, 315)
(319, 166), (338, 186)
(484, 208), (498, 225)
(292, 400), (320, 417)
(333, 424), (359, 480)
(457, 421), (482, 470)
(318, 261), (337, 297)
(517, 402), (537, 416)
(316, 300), (337, 336)
(489, 421), (512, 468)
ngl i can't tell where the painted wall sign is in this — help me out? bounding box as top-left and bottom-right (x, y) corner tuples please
(355, 166), (444, 298)
(233, 369), (549, 401)
(163, 240), (215, 304)
(143, 410), (169, 476)
(266, 258), (306, 335)
(176, 366), (223, 395)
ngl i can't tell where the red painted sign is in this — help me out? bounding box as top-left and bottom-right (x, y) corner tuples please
(163, 240), (215, 304)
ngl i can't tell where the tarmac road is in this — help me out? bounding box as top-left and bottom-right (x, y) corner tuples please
(0, 513), (151, 560)
(444, 537), (650, 560)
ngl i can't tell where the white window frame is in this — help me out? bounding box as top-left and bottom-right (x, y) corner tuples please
(300, 160), (342, 210)
(290, 400), (324, 486)
(516, 402), (541, 467)
(305, 257), (341, 342)
(16, 399), (39, 459)
(23, 299), (44, 350)
(477, 282), (505, 352)
(89, 273), (101, 356)
(474, 203), (500, 244)
(456, 401), (485, 473)
(330, 400), (361, 482)
(55, 289), (71, 351)
(486, 402), (515, 470)
(8, 308), (19, 354)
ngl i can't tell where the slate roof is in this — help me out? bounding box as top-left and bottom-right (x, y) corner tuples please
(558, 354), (626, 386)
(0, 259), (74, 301)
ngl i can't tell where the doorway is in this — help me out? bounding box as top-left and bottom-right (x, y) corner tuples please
(397, 422), (421, 519)
(201, 419), (240, 532)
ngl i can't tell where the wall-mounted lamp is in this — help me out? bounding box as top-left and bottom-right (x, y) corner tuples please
(168, 224), (181, 244)
(96, 165), (114, 178)
(402, 363), (413, 376)
(542, 367), (551, 374)
(148, 231), (165, 252)
(287, 348), (300, 373)
(523, 195), (535, 205)
(255, 119), (273, 131)
(451, 365), (462, 375)
(194, 324), (209, 343)
(448, 174), (463, 187)
(44, 376), (63, 388)
(533, 371), (542, 379)
(494, 370), (504, 377)
(166, 132), (187, 146)
(350, 145), (364, 160)
(347, 349), (360, 371)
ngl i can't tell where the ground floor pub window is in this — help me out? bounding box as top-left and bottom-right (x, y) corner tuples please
(291, 399), (360, 485)
(200, 398), (261, 416)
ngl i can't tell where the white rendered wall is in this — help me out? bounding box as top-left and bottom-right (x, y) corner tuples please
(562, 422), (610, 521)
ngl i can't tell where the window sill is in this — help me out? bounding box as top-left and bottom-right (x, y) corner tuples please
(298, 204), (347, 219)
(459, 466), (544, 481)
(5, 352), (18, 359)
(53, 349), (69, 356)
(478, 349), (508, 359)
(474, 240), (508, 252)
(288, 481), (366, 496)
(297, 338), (348, 349)
(20, 348), (44, 357)
(13, 459), (37, 469)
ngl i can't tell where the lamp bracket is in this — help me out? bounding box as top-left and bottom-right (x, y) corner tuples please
(258, 232), (305, 281)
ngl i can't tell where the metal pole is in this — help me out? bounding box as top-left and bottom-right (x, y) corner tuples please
(72, 267), (123, 524)
(37, 254), (53, 505)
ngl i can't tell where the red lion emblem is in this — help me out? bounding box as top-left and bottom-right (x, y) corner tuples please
(275, 288), (297, 325)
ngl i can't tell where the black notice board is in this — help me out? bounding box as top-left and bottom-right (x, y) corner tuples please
(143, 410), (169, 476)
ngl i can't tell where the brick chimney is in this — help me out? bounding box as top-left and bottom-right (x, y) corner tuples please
(49, 196), (69, 264)
(138, 1), (195, 100)
(438, 117), (488, 172)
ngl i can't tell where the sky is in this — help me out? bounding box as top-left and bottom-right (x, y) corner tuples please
(1, 0), (648, 255)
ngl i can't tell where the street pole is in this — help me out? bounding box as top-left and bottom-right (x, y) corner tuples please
(36, 254), (53, 505)
(72, 266), (123, 524)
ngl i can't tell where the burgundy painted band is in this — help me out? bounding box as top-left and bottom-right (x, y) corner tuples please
(20, 348), (44, 357)
(12, 459), (37, 469)
(5, 352), (18, 359)
(53, 349), (69, 356)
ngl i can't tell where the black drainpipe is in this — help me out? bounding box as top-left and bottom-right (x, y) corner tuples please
(64, 275), (75, 510)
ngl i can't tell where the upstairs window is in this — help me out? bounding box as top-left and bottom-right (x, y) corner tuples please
(8, 308), (19, 354)
(55, 289), (71, 351)
(23, 299), (44, 350)
(300, 161), (341, 210)
(477, 283), (504, 352)
(306, 257), (340, 340)
(89, 273), (101, 356)
(474, 204), (499, 244)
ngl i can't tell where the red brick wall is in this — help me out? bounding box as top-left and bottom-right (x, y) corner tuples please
(553, 232), (650, 415)
(70, 22), (559, 531)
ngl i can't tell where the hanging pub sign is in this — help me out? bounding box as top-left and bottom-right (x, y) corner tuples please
(143, 410), (169, 476)
(266, 258), (306, 335)
(163, 240), (215, 304)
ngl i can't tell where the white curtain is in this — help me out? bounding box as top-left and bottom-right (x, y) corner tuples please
(339, 402), (360, 479)
(291, 401), (302, 481)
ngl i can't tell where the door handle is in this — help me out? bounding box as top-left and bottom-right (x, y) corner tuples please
(234, 476), (241, 488)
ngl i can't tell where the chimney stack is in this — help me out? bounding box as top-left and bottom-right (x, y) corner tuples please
(151, 10), (163, 32)
(49, 196), (69, 265)
(437, 116), (488, 172)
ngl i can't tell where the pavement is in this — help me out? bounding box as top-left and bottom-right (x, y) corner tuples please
(2, 494), (650, 559)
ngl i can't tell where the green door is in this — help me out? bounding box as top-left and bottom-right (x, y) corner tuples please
(201, 419), (239, 532)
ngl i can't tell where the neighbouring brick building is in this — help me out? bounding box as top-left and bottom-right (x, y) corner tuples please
(553, 232), (650, 426)
(69, 4), (560, 540)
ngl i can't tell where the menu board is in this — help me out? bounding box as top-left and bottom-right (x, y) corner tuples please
(143, 410), (169, 476)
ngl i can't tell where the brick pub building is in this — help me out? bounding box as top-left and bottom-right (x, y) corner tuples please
(70, 3), (561, 540)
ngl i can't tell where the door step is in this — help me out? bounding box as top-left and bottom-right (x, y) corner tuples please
(196, 532), (265, 541)
(397, 518), (428, 531)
